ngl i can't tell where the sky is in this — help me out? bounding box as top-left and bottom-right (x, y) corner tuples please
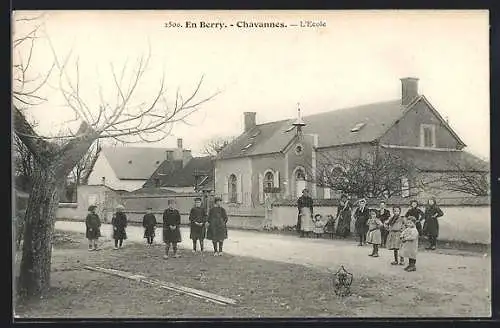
(12, 10), (490, 160)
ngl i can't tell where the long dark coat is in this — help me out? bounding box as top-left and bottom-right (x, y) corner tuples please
(163, 208), (182, 243)
(85, 213), (101, 240)
(142, 213), (157, 238)
(335, 201), (352, 237)
(189, 206), (207, 240)
(296, 195), (313, 232)
(354, 206), (370, 235)
(405, 207), (425, 235)
(423, 205), (444, 238)
(112, 212), (127, 240)
(207, 206), (228, 241)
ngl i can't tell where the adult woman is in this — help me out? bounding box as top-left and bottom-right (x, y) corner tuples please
(207, 197), (228, 256)
(422, 198), (444, 250)
(405, 200), (424, 236)
(297, 188), (314, 238)
(335, 194), (352, 238)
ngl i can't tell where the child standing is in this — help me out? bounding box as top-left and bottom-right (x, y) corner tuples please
(163, 199), (182, 259)
(323, 214), (336, 239)
(366, 209), (383, 257)
(400, 217), (419, 272)
(386, 206), (405, 266)
(313, 214), (325, 238)
(85, 205), (101, 251)
(189, 197), (207, 253)
(112, 205), (127, 250)
(142, 207), (157, 247)
(207, 197), (228, 256)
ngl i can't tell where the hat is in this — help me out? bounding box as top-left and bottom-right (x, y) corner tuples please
(194, 197), (202, 202)
(116, 204), (125, 210)
(214, 196), (222, 202)
(88, 205), (97, 211)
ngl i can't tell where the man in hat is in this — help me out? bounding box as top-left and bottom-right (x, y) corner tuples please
(189, 197), (207, 253)
(85, 205), (101, 251)
(207, 196), (228, 256)
(163, 199), (182, 259)
(354, 198), (370, 246)
(112, 204), (127, 250)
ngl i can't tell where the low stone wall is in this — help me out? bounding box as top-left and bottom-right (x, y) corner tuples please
(269, 204), (491, 245)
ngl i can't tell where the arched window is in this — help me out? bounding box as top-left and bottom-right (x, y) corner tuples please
(264, 171), (274, 189)
(295, 168), (306, 181)
(228, 174), (238, 203)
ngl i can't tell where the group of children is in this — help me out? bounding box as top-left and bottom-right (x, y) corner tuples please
(84, 197), (229, 258)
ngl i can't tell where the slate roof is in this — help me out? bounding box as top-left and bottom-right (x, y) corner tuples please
(143, 156), (215, 190)
(218, 99), (410, 159)
(101, 147), (173, 180)
(381, 146), (490, 172)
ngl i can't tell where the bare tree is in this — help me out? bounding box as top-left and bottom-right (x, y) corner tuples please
(202, 135), (234, 156)
(13, 14), (218, 297)
(70, 139), (101, 186)
(309, 149), (416, 199)
(415, 156), (490, 197)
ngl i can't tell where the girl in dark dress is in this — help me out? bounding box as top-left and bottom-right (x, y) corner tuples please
(354, 198), (370, 246)
(163, 199), (182, 259)
(189, 197), (207, 253)
(142, 207), (157, 247)
(422, 198), (444, 250)
(405, 200), (425, 236)
(85, 205), (101, 251)
(335, 195), (352, 239)
(376, 201), (391, 248)
(112, 205), (127, 250)
(323, 214), (336, 239)
(207, 197), (228, 256)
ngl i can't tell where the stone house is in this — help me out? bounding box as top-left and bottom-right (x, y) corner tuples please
(214, 77), (489, 210)
(87, 138), (192, 191)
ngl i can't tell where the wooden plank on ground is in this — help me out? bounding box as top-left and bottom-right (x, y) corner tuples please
(83, 266), (236, 306)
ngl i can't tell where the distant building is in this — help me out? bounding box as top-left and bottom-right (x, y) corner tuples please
(214, 77), (489, 209)
(143, 156), (215, 193)
(87, 138), (192, 191)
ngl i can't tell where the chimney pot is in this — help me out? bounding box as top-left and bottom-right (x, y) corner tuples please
(400, 77), (419, 106)
(177, 138), (183, 149)
(244, 112), (257, 133)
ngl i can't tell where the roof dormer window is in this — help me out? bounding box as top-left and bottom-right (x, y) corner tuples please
(241, 143), (253, 151)
(250, 131), (261, 138)
(350, 122), (366, 132)
(284, 125), (295, 133)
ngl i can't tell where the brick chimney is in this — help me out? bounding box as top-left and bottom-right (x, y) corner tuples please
(177, 138), (183, 149)
(400, 77), (419, 106)
(244, 112), (256, 133)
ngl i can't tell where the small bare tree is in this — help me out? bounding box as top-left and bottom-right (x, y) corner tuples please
(202, 135), (235, 156)
(13, 14), (218, 297)
(309, 149), (416, 199)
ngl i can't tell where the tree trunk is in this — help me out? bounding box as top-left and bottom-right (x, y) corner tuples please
(17, 167), (60, 298)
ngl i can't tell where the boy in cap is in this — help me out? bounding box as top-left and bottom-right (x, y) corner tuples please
(163, 199), (182, 259)
(189, 197), (207, 253)
(207, 196), (228, 256)
(142, 207), (157, 247)
(85, 205), (101, 251)
(112, 204), (128, 250)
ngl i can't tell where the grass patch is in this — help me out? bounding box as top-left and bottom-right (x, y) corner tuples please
(14, 230), (489, 318)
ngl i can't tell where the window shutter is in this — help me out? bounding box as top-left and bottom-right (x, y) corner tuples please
(401, 177), (410, 198)
(237, 174), (243, 204)
(274, 171), (280, 189)
(223, 176), (229, 203)
(258, 173), (264, 204)
(324, 187), (331, 199)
